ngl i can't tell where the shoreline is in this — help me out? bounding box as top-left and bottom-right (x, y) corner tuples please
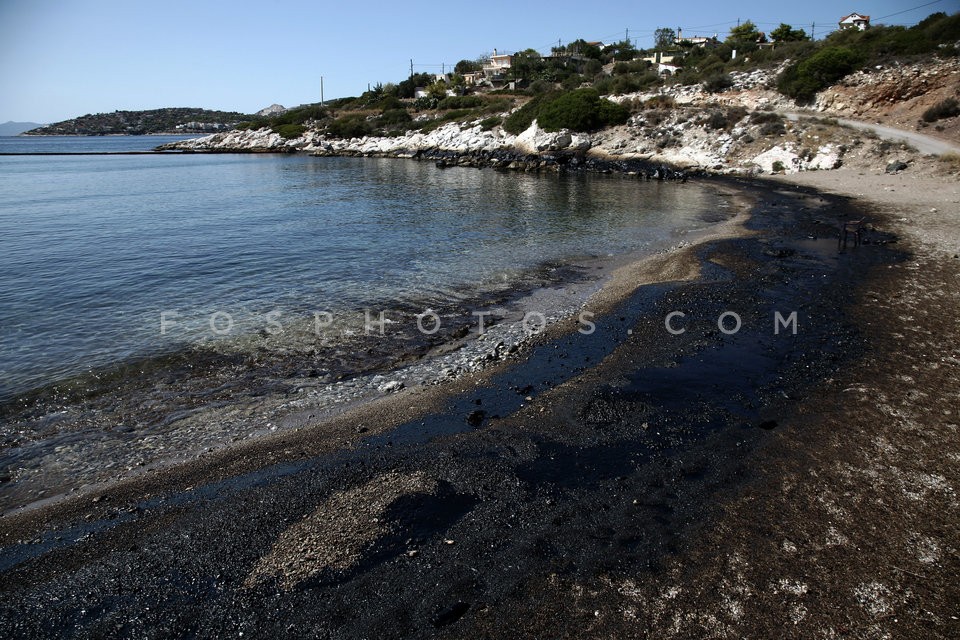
(0, 174), (900, 617)
(0, 175), (736, 516)
(2, 162), (957, 637)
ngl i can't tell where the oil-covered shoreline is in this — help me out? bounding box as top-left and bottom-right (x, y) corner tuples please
(0, 175), (912, 637)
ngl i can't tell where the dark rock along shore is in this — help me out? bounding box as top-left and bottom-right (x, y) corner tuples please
(0, 176), (906, 638)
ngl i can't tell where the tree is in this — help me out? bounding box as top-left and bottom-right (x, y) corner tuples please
(654, 28), (677, 51)
(770, 23), (809, 42)
(568, 39), (603, 60)
(727, 21), (761, 44)
(454, 59), (482, 74)
(605, 40), (639, 61)
(396, 73), (436, 99)
(426, 80), (449, 101)
(510, 49), (546, 80)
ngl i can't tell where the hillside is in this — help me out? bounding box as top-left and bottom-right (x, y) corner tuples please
(23, 107), (251, 136)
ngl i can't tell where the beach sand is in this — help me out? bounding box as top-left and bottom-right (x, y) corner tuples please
(1, 167), (957, 638)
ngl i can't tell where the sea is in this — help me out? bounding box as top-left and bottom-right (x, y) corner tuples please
(0, 135), (732, 511)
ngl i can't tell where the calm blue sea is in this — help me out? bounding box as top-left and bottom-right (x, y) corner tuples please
(0, 136), (723, 400)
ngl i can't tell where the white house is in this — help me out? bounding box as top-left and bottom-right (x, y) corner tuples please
(482, 49), (513, 77)
(839, 13), (870, 31)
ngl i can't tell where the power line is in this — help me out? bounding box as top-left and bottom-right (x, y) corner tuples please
(874, 0), (949, 21)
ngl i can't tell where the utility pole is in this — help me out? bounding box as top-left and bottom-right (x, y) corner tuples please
(410, 59), (414, 78)
(320, 76), (324, 106)
(625, 28), (629, 44)
(811, 22), (816, 40)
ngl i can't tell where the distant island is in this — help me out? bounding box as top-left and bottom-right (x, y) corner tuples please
(22, 107), (252, 136)
(0, 121), (44, 136)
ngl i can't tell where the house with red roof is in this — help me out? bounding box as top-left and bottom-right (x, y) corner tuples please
(839, 13), (871, 31)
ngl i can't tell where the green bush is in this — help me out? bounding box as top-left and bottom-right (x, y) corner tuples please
(378, 109), (412, 127)
(503, 93), (556, 134)
(480, 116), (502, 130)
(271, 104), (327, 126)
(750, 111), (782, 124)
(703, 73), (733, 93)
(922, 98), (960, 123)
(377, 96), (404, 112)
(326, 115), (373, 139)
(705, 107), (747, 130)
(417, 109), (475, 134)
(594, 72), (662, 95)
(778, 46), (863, 102)
(760, 121), (786, 136)
(482, 98), (514, 114)
(536, 89), (630, 132)
(437, 95), (484, 110)
(527, 79), (555, 95)
(273, 124), (306, 139)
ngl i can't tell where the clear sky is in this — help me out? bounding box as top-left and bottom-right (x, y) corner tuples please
(0, 0), (955, 123)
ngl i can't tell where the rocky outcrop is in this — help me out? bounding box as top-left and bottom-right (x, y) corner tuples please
(256, 104), (287, 117)
(815, 59), (960, 117)
(157, 112), (857, 177)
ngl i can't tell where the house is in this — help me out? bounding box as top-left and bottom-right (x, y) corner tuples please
(839, 13), (870, 31)
(675, 31), (720, 48)
(462, 71), (486, 86)
(642, 52), (676, 65)
(657, 63), (681, 76)
(482, 49), (513, 76)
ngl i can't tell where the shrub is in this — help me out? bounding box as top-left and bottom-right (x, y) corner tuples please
(326, 115), (373, 139)
(703, 73), (733, 93)
(378, 109), (412, 127)
(437, 95), (484, 110)
(772, 160), (786, 173)
(706, 111), (728, 130)
(760, 122), (786, 136)
(273, 124), (306, 139)
(271, 104), (327, 126)
(527, 79), (555, 95)
(503, 93), (556, 134)
(480, 116), (502, 130)
(922, 98), (960, 123)
(938, 151), (960, 173)
(417, 109), (474, 134)
(561, 74), (586, 91)
(750, 111), (782, 124)
(535, 89), (630, 132)
(778, 46), (862, 103)
(613, 60), (652, 75)
(644, 95), (675, 110)
(377, 96), (404, 112)
(482, 98), (514, 114)
(727, 106), (748, 124)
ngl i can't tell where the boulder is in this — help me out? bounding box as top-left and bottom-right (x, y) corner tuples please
(886, 160), (908, 173)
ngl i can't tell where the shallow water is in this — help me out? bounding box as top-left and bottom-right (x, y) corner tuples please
(1, 139), (722, 400)
(0, 137), (736, 512)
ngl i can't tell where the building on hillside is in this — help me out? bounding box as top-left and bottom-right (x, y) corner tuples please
(839, 13), (871, 31)
(482, 50), (513, 76)
(674, 30), (720, 48)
